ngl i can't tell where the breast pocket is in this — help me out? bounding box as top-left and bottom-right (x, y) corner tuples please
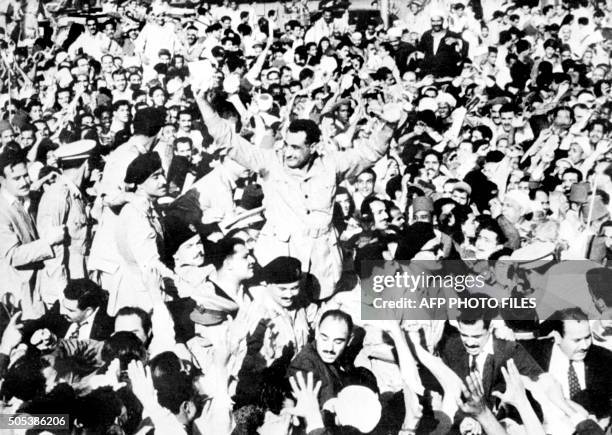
(305, 179), (335, 212)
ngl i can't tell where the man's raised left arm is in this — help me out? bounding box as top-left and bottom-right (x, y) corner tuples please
(332, 103), (402, 179)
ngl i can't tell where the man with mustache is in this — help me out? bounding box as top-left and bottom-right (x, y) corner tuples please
(287, 309), (376, 408)
(531, 307), (612, 403)
(417, 9), (469, 78)
(438, 303), (543, 408)
(0, 149), (65, 319)
(196, 91), (400, 301)
(232, 257), (313, 404)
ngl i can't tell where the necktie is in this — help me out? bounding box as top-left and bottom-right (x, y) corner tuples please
(568, 362), (581, 398)
(69, 323), (82, 340)
(470, 355), (478, 373)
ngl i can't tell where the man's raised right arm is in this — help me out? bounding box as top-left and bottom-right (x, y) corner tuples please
(195, 93), (267, 172)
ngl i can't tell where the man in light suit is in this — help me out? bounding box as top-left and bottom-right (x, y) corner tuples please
(0, 149), (65, 319)
(196, 93), (401, 300)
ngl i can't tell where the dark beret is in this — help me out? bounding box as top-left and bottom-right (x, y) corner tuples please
(133, 107), (166, 137)
(241, 183), (264, 210)
(262, 256), (302, 284)
(416, 110), (436, 127)
(124, 152), (162, 185)
(485, 150), (504, 163)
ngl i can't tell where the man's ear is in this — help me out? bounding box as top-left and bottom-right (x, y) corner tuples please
(181, 400), (196, 419)
(595, 297), (606, 313)
(346, 330), (355, 347)
(551, 330), (562, 345)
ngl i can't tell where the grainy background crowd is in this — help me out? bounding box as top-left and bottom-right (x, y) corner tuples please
(2, 0), (612, 433)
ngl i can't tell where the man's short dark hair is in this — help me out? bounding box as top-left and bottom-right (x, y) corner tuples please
(563, 167), (583, 182)
(298, 68), (314, 82)
(475, 219), (507, 246)
(500, 103), (517, 115)
(155, 372), (194, 415)
(544, 307), (589, 337)
(209, 237), (246, 270)
(174, 136), (193, 150)
(115, 306), (152, 337)
(288, 119), (321, 145)
(0, 148), (26, 175)
(587, 118), (610, 135)
(237, 23), (252, 36)
(76, 387), (124, 432)
(112, 99), (130, 112)
(423, 149), (442, 164)
(101, 331), (147, 369)
(63, 279), (105, 310)
(318, 309), (353, 337)
(1, 356), (50, 401)
(226, 55), (246, 73)
(516, 39), (531, 54)
(133, 107), (166, 137)
(457, 295), (496, 329)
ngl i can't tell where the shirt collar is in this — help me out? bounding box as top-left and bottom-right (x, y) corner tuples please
(219, 165), (237, 191)
(551, 341), (584, 368)
(79, 307), (99, 327)
(482, 333), (495, 357)
(1, 189), (29, 208)
(0, 189), (19, 206)
(60, 175), (82, 198)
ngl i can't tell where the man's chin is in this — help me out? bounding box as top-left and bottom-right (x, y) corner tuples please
(319, 354), (337, 363)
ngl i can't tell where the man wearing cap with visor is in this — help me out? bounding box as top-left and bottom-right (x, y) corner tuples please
(112, 152), (175, 315)
(36, 140), (97, 306)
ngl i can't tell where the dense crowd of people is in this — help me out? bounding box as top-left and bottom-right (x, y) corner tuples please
(3, 0), (612, 433)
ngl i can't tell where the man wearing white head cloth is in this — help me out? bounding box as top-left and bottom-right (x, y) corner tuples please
(417, 8), (469, 78)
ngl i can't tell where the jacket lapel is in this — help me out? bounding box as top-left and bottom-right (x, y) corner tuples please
(482, 353), (495, 397)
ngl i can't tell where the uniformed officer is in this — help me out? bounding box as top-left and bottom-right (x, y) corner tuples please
(89, 107), (166, 307)
(111, 152), (175, 315)
(233, 256), (316, 404)
(37, 139), (97, 306)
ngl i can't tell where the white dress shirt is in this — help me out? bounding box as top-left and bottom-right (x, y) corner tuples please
(64, 307), (99, 340)
(471, 334), (495, 380)
(548, 344), (586, 399)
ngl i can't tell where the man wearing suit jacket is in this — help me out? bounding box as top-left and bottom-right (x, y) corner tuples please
(26, 278), (115, 342)
(438, 308), (543, 406)
(530, 307), (612, 404)
(287, 309), (377, 408)
(0, 149), (65, 319)
(416, 10), (469, 78)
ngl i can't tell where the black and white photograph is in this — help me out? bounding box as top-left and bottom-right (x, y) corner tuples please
(1, 0), (612, 433)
